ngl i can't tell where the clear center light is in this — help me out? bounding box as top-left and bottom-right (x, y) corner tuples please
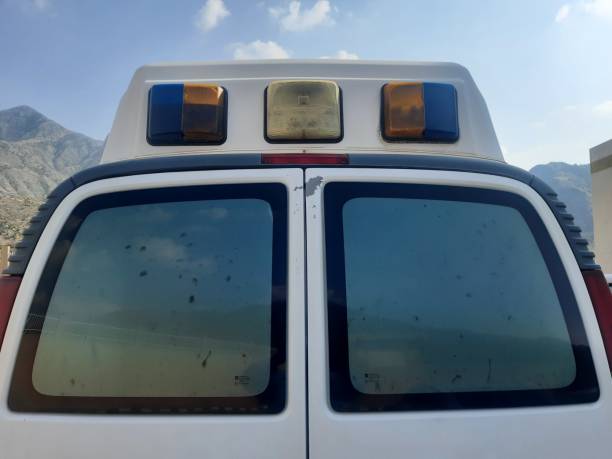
(266, 80), (342, 142)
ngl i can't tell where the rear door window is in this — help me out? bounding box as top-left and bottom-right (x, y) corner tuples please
(324, 182), (598, 412)
(10, 184), (288, 414)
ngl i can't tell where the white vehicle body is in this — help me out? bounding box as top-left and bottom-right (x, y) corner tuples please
(0, 61), (610, 459)
(102, 60), (502, 163)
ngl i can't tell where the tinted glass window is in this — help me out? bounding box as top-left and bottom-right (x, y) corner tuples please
(10, 184), (288, 414)
(344, 197), (574, 394)
(325, 183), (598, 412)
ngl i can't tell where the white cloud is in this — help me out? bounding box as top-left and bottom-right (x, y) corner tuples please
(232, 40), (290, 59)
(555, 4), (571, 22)
(321, 50), (359, 59)
(269, 5), (283, 17)
(269, 0), (334, 31)
(198, 207), (229, 220)
(33, 0), (50, 10)
(593, 99), (612, 116)
(21, 0), (50, 12)
(196, 0), (230, 32)
(582, 0), (612, 19)
(554, 0), (612, 22)
(145, 238), (188, 263)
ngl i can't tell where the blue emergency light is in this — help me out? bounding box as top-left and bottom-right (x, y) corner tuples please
(147, 83), (227, 145)
(382, 82), (459, 142)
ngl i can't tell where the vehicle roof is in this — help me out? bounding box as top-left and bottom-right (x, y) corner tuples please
(102, 60), (503, 164)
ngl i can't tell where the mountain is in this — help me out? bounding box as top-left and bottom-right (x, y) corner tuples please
(529, 162), (593, 244)
(0, 106), (103, 197)
(0, 106), (103, 242)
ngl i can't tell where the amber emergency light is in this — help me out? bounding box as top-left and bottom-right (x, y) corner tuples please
(266, 80), (342, 142)
(147, 83), (227, 145)
(382, 82), (459, 142)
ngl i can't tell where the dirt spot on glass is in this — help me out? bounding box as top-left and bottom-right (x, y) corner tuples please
(124, 244), (131, 250)
(225, 275), (232, 282)
(451, 374), (462, 383)
(139, 270), (148, 277)
(139, 245), (147, 252)
(201, 350), (212, 368)
(189, 295), (195, 303)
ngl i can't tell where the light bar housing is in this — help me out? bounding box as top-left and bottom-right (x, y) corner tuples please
(381, 82), (459, 142)
(265, 80), (342, 143)
(147, 83), (227, 146)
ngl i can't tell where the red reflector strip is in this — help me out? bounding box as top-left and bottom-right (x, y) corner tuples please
(0, 276), (21, 350)
(262, 153), (348, 165)
(583, 270), (612, 372)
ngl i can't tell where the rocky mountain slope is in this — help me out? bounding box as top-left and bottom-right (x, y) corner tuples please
(530, 162), (593, 244)
(0, 106), (103, 242)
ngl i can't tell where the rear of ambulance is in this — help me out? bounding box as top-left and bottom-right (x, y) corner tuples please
(1, 61), (611, 459)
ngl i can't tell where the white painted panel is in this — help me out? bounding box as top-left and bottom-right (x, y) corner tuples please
(0, 169), (306, 459)
(102, 61), (502, 163)
(306, 168), (612, 459)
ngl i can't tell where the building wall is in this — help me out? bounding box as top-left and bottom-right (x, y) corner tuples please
(590, 139), (612, 274)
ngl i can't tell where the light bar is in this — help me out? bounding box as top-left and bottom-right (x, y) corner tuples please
(382, 82), (459, 142)
(266, 80), (342, 142)
(147, 83), (227, 145)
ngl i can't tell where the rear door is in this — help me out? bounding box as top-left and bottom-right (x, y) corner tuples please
(306, 168), (612, 459)
(0, 169), (306, 459)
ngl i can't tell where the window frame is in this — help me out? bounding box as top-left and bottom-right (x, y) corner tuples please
(324, 182), (599, 412)
(9, 183), (288, 415)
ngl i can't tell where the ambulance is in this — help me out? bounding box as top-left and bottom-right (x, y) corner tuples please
(1, 61), (611, 459)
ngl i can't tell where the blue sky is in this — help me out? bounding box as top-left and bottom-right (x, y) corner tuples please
(1, 0), (611, 169)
